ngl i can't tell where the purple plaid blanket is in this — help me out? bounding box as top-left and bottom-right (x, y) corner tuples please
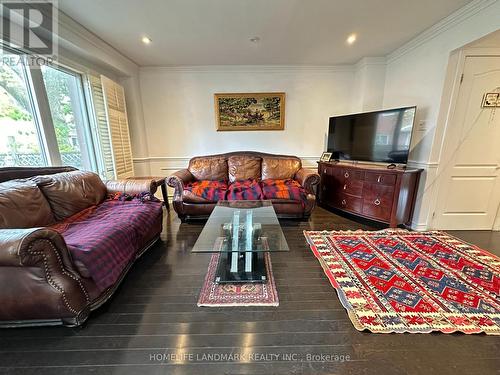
(226, 179), (263, 200)
(50, 199), (163, 292)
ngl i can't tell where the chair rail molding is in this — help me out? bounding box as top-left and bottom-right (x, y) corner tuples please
(133, 155), (319, 169)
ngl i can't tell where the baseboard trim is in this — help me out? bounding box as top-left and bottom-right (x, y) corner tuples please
(410, 222), (429, 231)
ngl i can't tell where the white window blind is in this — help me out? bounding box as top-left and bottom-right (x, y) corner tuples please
(101, 76), (134, 179)
(88, 75), (115, 179)
(90, 75), (134, 179)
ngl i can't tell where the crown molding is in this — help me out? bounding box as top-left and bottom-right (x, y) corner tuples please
(387, 0), (498, 64)
(354, 57), (387, 70)
(139, 65), (355, 74)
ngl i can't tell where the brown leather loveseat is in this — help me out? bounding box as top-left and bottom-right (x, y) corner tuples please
(0, 166), (163, 327)
(167, 151), (320, 221)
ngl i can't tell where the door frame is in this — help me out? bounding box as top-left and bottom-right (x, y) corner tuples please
(429, 47), (500, 230)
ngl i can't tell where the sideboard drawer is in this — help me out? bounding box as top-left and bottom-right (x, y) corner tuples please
(342, 168), (364, 181)
(322, 165), (343, 178)
(340, 179), (363, 197)
(362, 200), (392, 222)
(365, 172), (397, 186)
(364, 182), (395, 201)
(362, 183), (394, 222)
(335, 193), (363, 213)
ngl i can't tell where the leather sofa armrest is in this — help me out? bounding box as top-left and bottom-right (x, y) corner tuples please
(167, 169), (194, 200)
(105, 179), (158, 196)
(295, 168), (321, 194)
(0, 228), (91, 326)
(0, 228), (75, 270)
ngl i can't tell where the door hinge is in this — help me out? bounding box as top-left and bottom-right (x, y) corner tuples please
(432, 212), (436, 218)
(459, 74), (464, 84)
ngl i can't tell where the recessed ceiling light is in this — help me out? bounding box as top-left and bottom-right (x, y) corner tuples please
(346, 33), (357, 45)
(249, 36), (260, 43)
(142, 36), (152, 45)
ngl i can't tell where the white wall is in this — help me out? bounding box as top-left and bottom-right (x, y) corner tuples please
(128, 0), (500, 229)
(351, 58), (386, 113)
(381, 0), (500, 229)
(138, 66), (355, 176)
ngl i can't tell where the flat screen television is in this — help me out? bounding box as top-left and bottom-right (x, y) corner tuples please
(327, 106), (416, 164)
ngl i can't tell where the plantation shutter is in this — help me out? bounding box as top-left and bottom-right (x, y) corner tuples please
(88, 75), (116, 179)
(101, 76), (134, 179)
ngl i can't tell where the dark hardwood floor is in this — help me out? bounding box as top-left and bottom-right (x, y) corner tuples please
(1, 206), (499, 375)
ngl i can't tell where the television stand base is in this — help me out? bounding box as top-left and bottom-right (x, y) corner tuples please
(317, 161), (423, 228)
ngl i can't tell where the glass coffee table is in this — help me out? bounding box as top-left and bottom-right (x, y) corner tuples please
(192, 201), (289, 283)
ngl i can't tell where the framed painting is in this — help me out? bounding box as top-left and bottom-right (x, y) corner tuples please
(214, 92), (285, 131)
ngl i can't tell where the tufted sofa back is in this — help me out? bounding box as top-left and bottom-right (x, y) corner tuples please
(0, 168), (107, 228)
(187, 151), (302, 182)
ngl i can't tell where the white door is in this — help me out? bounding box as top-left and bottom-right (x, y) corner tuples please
(433, 56), (500, 230)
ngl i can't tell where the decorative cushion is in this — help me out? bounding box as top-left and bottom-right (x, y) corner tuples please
(261, 157), (301, 180)
(0, 179), (55, 229)
(261, 179), (307, 202)
(228, 155), (262, 183)
(226, 179), (264, 200)
(183, 180), (228, 203)
(189, 157), (228, 181)
(35, 170), (107, 221)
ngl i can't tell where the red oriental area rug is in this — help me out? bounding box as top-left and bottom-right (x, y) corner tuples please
(197, 252), (279, 307)
(304, 230), (500, 334)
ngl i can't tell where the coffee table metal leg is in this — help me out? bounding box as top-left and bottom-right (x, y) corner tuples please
(245, 252), (252, 272)
(215, 251), (266, 284)
(230, 251), (239, 273)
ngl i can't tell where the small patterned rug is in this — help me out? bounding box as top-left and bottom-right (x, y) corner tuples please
(197, 252), (279, 307)
(304, 229), (500, 334)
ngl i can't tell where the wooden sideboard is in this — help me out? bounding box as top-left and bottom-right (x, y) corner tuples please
(317, 161), (422, 227)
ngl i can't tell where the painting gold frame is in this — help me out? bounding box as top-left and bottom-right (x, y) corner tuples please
(214, 92), (286, 131)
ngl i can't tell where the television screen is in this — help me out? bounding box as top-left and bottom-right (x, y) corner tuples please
(327, 106), (416, 164)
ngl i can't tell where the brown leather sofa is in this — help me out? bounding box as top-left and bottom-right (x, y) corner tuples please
(0, 166), (163, 327)
(167, 151), (320, 221)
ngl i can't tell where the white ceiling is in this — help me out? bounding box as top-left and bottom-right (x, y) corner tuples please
(58, 0), (472, 66)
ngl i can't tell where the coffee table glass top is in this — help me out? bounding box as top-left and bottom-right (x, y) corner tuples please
(191, 200), (289, 253)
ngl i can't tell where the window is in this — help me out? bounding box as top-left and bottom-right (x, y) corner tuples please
(40, 65), (95, 170)
(0, 47), (99, 172)
(0, 45), (134, 178)
(0, 52), (47, 167)
(375, 134), (389, 145)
